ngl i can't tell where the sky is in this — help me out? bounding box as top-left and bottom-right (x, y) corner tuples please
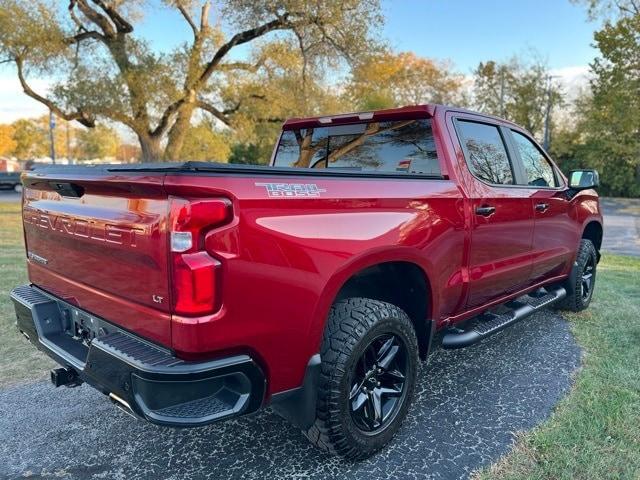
(0, 0), (600, 124)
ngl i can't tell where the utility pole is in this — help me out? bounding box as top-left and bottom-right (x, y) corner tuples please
(543, 75), (553, 151)
(499, 67), (505, 118)
(48, 110), (56, 164)
(66, 120), (71, 163)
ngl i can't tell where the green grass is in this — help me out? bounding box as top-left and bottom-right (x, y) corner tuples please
(477, 255), (640, 479)
(0, 202), (53, 388)
(0, 201), (639, 476)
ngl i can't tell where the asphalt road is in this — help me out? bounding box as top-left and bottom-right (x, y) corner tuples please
(1, 310), (580, 480)
(600, 197), (640, 257)
(0, 190), (20, 202)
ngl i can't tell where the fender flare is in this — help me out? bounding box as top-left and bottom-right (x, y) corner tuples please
(304, 246), (437, 359)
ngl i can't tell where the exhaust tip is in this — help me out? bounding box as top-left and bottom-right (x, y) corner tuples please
(109, 392), (139, 420)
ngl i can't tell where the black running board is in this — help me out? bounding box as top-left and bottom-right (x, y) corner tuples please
(442, 287), (566, 349)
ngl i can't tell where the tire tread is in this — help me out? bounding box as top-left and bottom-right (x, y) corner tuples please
(557, 239), (597, 312)
(304, 297), (417, 459)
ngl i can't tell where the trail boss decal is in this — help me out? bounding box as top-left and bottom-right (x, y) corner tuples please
(255, 182), (327, 198)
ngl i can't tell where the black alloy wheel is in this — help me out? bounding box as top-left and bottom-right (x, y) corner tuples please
(349, 333), (408, 433)
(556, 238), (598, 312)
(581, 255), (595, 301)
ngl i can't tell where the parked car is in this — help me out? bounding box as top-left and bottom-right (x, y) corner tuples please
(11, 104), (602, 459)
(0, 171), (22, 192)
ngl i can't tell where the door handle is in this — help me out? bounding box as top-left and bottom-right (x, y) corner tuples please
(535, 203), (549, 212)
(475, 205), (496, 216)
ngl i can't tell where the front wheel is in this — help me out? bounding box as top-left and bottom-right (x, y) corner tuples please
(557, 239), (598, 312)
(304, 298), (418, 459)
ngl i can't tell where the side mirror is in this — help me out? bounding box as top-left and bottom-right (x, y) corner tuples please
(568, 169), (599, 191)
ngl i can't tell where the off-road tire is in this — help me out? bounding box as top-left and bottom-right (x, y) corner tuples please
(557, 239), (598, 312)
(304, 297), (418, 460)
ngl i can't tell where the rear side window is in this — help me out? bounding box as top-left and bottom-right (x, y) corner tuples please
(511, 130), (558, 187)
(457, 120), (514, 185)
(273, 119), (440, 175)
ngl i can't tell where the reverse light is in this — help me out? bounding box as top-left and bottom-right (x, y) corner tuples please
(169, 197), (232, 316)
(170, 198), (231, 251)
(171, 231), (192, 252)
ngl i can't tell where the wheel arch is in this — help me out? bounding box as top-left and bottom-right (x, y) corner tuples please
(335, 262), (434, 359)
(309, 252), (436, 361)
(582, 220), (603, 261)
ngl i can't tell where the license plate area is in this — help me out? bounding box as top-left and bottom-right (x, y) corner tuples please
(71, 314), (98, 346)
(63, 307), (115, 348)
(13, 285), (125, 369)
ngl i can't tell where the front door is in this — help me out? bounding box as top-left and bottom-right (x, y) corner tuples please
(508, 129), (579, 282)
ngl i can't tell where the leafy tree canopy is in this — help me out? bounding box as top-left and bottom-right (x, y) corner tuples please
(0, 124), (17, 157)
(472, 57), (564, 140)
(345, 51), (467, 110)
(181, 121), (231, 161)
(76, 124), (120, 159)
(0, 0), (383, 161)
(572, 11), (640, 196)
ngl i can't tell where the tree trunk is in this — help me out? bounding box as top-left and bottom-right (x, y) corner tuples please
(138, 134), (163, 162)
(164, 104), (195, 160)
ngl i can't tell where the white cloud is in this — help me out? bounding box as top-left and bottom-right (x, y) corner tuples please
(550, 65), (592, 100)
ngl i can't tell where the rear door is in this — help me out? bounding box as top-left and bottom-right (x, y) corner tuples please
(452, 116), (535, 308)
(507, 129), (577, 282)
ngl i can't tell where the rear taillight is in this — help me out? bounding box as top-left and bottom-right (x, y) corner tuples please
(169, 197), (232, 316)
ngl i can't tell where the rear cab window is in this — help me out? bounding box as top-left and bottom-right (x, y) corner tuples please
(273, 119), (440, 175)
(456, 120), (515, 185)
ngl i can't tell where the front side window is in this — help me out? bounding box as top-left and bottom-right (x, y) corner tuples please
(273, 119), (440, 175)
(457, 120), (514, 185)
(511, 131), (558, 187)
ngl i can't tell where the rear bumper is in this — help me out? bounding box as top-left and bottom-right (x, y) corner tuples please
(10, 284), (266, 427)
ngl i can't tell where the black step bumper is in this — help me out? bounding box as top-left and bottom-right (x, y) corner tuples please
(10, 284), (266, 427)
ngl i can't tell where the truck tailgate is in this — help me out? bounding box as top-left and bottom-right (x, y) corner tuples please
(22, 172), (172, 346)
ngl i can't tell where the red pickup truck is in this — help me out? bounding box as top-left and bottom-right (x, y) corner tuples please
(11, 104), (602, 459)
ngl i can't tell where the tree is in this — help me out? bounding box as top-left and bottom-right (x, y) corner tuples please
(571, 0), (639, 20)
(115, 143), (141, 163)
(560, 0), (640, 196)
(218, 39), (351, 164)
(472, 57), (564, 139)
(181, 122), (231, 161)
(344, 51), (466, 110)
(0, 124), (16, 157)
(11, 116), (76, 160)
(11, 118), (49, 159)
(228, 143), (263, 164)
(76, 124), (120, 160)
(575, 12), (640, 196)
(0, 0), (383, 161)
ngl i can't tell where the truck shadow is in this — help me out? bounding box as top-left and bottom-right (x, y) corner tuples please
(1, 310), (580, 480)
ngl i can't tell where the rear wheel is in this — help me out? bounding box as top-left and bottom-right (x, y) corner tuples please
(557, 239), (598, 312)
(304, 298), (418, 459)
